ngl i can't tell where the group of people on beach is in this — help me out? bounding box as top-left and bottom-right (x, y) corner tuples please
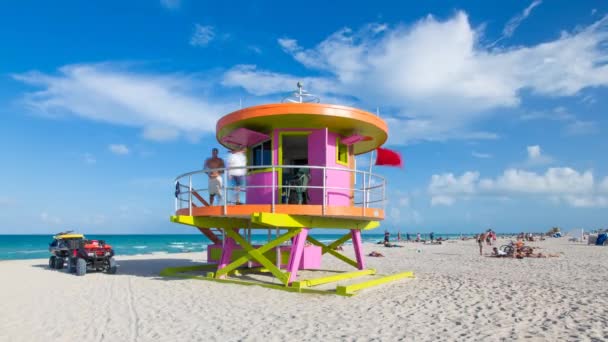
(203, 147), (247, 205)
(476, 229), (497, 255)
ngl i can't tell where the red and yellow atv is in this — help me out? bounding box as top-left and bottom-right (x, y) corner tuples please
(48, 232), (117, 276)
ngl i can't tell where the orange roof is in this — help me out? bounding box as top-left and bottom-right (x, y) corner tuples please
(216, 103), (388, 155)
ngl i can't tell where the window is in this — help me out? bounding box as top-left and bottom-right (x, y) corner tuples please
(252, 140), (272, 166)
(337, 139), (348, 165)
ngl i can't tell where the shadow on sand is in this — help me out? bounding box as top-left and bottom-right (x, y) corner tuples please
(31, 258), (207, 279)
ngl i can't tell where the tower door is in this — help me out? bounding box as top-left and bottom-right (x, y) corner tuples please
(279, 132), (310, 203)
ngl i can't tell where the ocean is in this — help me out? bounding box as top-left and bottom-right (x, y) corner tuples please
(0, 233), (475, 260)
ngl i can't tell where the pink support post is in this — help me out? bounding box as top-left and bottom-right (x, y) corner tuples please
(351, 229), (365, 269)
(287, 228), (309, 284)
(217, 229), (238, 278)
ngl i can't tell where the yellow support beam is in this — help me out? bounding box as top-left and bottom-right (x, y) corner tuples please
(160, 265), (335, 295)
(336, 271), (415, 296)
(250, 212), (380, 230)
(215, 229), (300, 284)
(292, 269), (377, 289)
(170, 215), (267, 229)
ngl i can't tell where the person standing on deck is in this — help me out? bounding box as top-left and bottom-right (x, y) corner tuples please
(227, 147), (247, 205)
(204, 148), (225, 205)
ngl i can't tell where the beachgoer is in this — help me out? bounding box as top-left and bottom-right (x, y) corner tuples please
(406, 233), (410, 241)
(368, 251), (384, 257)
(384, 231), (390, 243)
(227, 147), (247, 204)
(430, 232), (434, 242)
(416, 233), (421, 242)
(477, 232), (486, 256)
(397, 231), (402, 242)
(204, 148), (225, 205)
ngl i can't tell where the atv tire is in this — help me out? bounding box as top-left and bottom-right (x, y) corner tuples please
(49, 256), (56, 269)
(75, 258), (87, 276)
(106, 257), (117, 274)
(54, 257), (64, 269)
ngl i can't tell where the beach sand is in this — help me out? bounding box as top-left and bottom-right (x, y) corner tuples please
(1, 238), (607, 341)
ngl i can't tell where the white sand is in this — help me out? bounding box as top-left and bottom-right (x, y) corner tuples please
(1, 238), (607, 341)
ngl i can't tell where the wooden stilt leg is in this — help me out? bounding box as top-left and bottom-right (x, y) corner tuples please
(351, 229), (365, 270)
(287, 228), (309, 284)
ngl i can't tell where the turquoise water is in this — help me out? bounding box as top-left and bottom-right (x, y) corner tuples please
(0, 233), (473, 260)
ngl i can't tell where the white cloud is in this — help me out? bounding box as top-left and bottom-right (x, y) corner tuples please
(563, 120), (598, 136)
(13, 63), (229, 141)
(160, 0), (180, 10)
(84, 153), (96, 164)
(40, 212), (62, 225)
(496, 1), (543, 43)
(224, 13), (608, 143)
(430, 195), (455, 206)
(222, 64), (333, 96)
(248, 45), (262, 54)
(472, 151), (492, 159)
(525, 145), (553, 166)
(429, 167), (608, 207)
(109, 144), (129, 155)
(190, 24), (215, 47)
(600, 177), (608, 192)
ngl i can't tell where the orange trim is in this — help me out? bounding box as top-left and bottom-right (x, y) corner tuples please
(175, 204), (384, 221)
(216, 103), (388, 155)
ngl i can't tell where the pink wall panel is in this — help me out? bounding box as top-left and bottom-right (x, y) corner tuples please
(325, 131), (352, 205)
(246, 171), (277, 204)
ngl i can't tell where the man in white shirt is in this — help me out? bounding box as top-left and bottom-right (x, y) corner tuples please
(227, 147), (247, 204)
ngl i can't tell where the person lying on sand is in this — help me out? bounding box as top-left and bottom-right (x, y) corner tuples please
(368, 251), (384, 257)
(334, 245), (344, 251)
(383, 241), (403, 248)
(490, 247), (509, 257)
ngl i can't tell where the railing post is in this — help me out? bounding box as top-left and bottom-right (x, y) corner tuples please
(189, 175), (193, 216)
(223, 169), (227, 215)
(363, 171), (367, 216)
(271, 165), (276, 213)
(322, 167), (326, 215)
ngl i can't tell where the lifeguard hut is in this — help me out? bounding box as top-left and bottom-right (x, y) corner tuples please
(165, 84), (413, 296)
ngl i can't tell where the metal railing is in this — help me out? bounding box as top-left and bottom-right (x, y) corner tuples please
(173, 164), (386, 217)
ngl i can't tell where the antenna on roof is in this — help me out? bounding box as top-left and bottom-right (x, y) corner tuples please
(282, 82), (320, 104)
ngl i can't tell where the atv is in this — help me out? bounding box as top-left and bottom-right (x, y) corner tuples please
(48, 232), (117, 276)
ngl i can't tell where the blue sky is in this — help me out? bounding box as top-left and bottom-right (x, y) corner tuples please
(1, 0), (607, 234)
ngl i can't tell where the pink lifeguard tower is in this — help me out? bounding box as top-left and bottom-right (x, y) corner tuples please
(165, 84), (413, 295)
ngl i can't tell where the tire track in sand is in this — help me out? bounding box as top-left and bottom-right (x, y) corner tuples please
(126, 277), (140, 342)
(95, 274), (114, 342)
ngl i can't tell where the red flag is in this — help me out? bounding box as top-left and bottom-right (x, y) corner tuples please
(375, 147), (403, 167)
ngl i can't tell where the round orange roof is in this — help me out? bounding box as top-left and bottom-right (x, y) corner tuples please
(216, 103), (388, 155)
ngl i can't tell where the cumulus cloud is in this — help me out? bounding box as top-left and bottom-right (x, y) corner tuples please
(429, 167), (608, 207)
(13, 63), (230, 141)
(525, 145), (553, 166)
(190, 24), (215, 47)
(109, 144), (129, 155)
(224, 13), (608, 143)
